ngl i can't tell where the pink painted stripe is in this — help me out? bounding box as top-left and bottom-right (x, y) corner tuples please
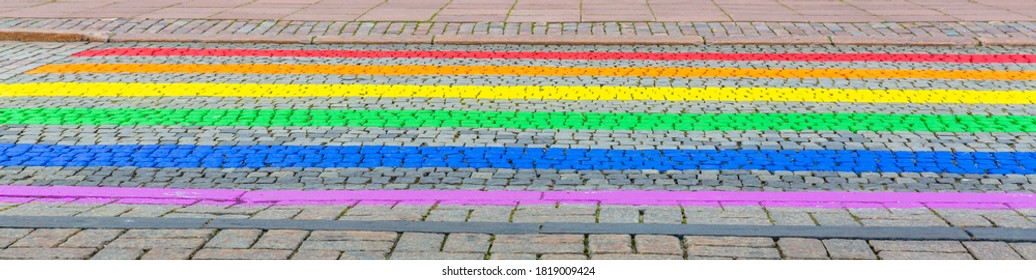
(0, 185), (1033, 209)
(71, 48), (1036, 63)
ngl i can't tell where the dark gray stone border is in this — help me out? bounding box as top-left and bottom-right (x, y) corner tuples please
(541, 223), (972, 240)
(966, 228), (1036, 242)
(1, 215), (1033, 241)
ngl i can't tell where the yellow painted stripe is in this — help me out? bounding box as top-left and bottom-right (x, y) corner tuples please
(0, 82), (1033, 104)
(26, 63), (1036, 80)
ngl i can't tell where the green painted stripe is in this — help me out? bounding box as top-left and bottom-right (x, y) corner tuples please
(2, 108), (1035, 132)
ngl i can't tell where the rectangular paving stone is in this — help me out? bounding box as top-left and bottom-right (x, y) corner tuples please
(300, 240), (394, 251)
(777, 238), (829, 259)
(176, 205), (264, 215)
(963, 241), (1023, 260)
(592, 254), (684, 260)
(338, 250), (387, 260)
(425, 209), (469, 222)
(685, 245), (780, 259)
(0, 247), (95, 260)
(589, 234), (632, 254)
(878, 251), (973, 260)
(598, 206), (639, 223)
(442, 233), (490, 253)
(512, 205), (596, 223)
(60, 229), (123, 248)
(193, 248), (293, 260)
(634, 235), (682, 255)
(140, 248), (196, 260)
(811, 212), (861, 226)
(90, 248), (143, 260)
(540, 253), (588, 260)
(684, 207), (772, 225)
(394, 232), (443, 252)
(293, 206), (348, 220)
(684, 236), (775, 247)
(108, 237), (208, 249)
(252, 230), (308, 250)
(436, 205), (511, 222)
(1009, 243), (1036, 260)
(869, 241), (967, 253)
(290, 249), (341, 260)
(0, 228), (32, 239)
(643, 207), (683, 224)
(77, 204), (133, 217)
(205, 229), (261, 249)
(489, 253), (536, 260)
(308, 230), (397, 241)
(120, 229), (214, 239)
(390, 252), (484, 260)
(252, 208), (302, 220)
(340, 205), (428, 221)
(11, 228), (79, 247)
(491, 234), (584, 254)
(0, 203), (92, 217)
(934, 209), (998, 227)
(769, 212), (817, 226)
(121, 205), (178, 217)
(823, 239), (877, 260)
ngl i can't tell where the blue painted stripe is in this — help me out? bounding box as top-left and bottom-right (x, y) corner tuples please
(0, 144), (1034, 174)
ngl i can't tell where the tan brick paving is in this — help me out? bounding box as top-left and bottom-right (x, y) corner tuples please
(0, 0), (1031, 22)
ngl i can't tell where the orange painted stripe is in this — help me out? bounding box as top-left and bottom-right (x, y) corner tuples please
(26, 63), (1036, 80)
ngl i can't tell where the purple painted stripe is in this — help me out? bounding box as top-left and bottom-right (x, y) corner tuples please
(0, 185), (1034, 210)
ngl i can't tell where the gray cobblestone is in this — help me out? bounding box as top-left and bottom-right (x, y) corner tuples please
(193, 248), (293, 260)
(290, 249), (340, 260)
(390, 252), (483, 260)
(90, 248), (143, 260)
(140, 248), (196, 260)
(963, 242), (1024, 260)
(870, 241), (967, 253)
(1009, 243), (1036, 260)
(878, 251), (973, 260)
(635, 235), (682, 255)
(11, 229), (79, 248)
(491, 234), (584, 254)
(60, 229), (123, 248)
(442, 233), (490, 253)
(205, 229), (261, 249)
(777, 238), (829, 259)
(0, 247), (96, 259)
(822, 239), (877, 260)
(394, 232), (444, 252)
(252, 230), (308, 250)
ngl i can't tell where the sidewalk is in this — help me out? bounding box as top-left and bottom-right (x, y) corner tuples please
(1, 0), (1033, 22)
(0, 0), (1035, 45)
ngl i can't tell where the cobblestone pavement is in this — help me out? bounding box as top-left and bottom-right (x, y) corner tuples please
(1, 41), (1035, 259)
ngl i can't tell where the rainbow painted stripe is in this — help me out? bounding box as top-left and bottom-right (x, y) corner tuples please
(28, 63), (1036, 80)
(2, 83), (1032, 104)
(2, 143), (1034, 174)
(72, 48), (1036, 63)
(2, 108), (1034, 132)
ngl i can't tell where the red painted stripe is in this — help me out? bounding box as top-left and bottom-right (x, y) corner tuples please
(72, 47), (1036, 63)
